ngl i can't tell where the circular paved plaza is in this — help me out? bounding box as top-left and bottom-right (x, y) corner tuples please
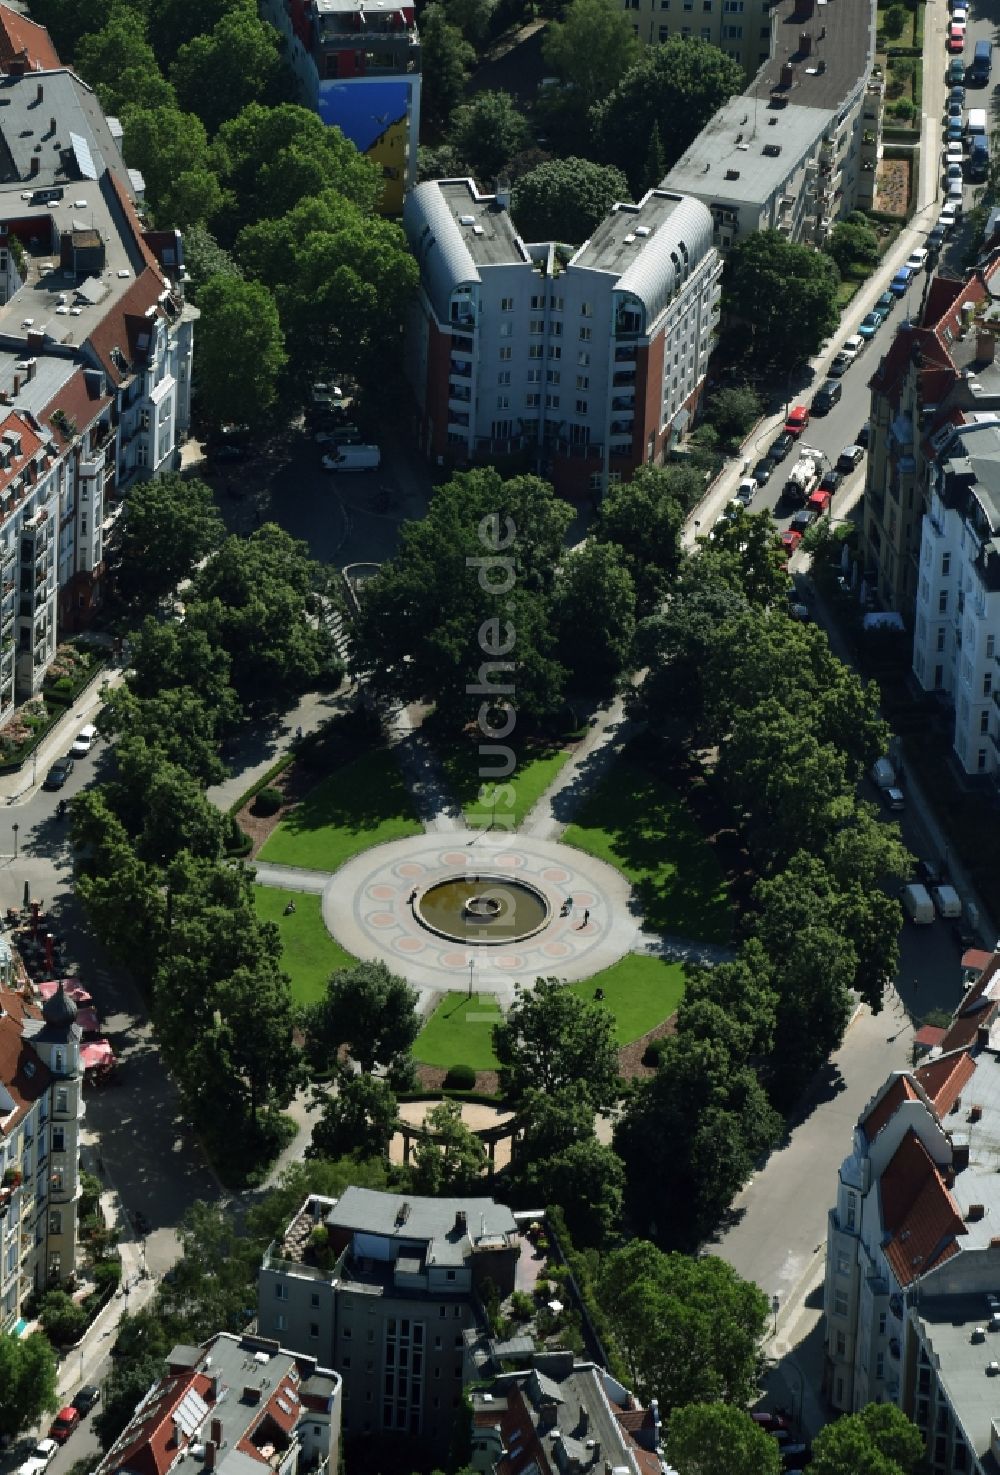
(322, 830), (639, 1001)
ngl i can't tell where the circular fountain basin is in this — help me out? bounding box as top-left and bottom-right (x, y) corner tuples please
(415, 874), (550, 945)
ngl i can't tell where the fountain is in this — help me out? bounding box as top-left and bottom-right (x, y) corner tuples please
(414, 873), (550, 945)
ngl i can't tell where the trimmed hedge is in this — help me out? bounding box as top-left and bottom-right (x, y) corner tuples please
(443, 1063), (477, 1090)
(229, 752), (295, 817)
(253, 786), (284, 817)
(642, 1035), (669, 1068)
(396, 1088), (505, 1108)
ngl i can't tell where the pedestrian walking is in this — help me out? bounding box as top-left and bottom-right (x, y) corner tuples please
(580, 908), (590, 928)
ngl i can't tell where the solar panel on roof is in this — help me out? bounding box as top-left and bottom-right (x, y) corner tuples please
(174, 1388), (209, 1439)
(69, 131), (97, 181)
(276, 1398), (291, 1415)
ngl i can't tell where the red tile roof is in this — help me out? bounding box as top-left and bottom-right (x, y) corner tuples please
(962, 949), (993, 976)
(0, 412), (41, 495)
(0, 4), (61, 72)
(0, 983), (51, 1135)
(880, 1130), (965, 1287)
(940, 953), (1000, 1053)
(37, 368), (112, 450)
(915, 1051), (977, 1117)
(864, 1076), (920, 1142)
(85, 270), (164, 387)
(104, 1370), (214, 1475)
(914, 1025), (947, 1049)
(105, 170), (163, 280)
(475, 1391), (550, 1475)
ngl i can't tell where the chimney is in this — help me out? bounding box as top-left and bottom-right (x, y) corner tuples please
(539, 1402), (558, 1431)
(978, 1026), (991, 1049)
(35, 81), (42, 104)
(454, 1210), (468, 1233)
(28, 156), (38, 177)
(49, 117), (55, 136)
(210, 1419), (223, 1446)
(799, 30), (812, 53)
(205, 1443), (216, 1471)
(970, 1104), (984, 1122)
(967, 1203), (985, 1222)
(796, 0), (815, 15)
(12, 375), (21, 396)
(495, 180), (511, 211)
(579, 1406), (589, 1435)
(590, 1445), (600, 1466)
(780, 62), (794, 88)
(977, 333), (996, 365)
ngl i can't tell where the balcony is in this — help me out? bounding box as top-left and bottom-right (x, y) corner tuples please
(612, 369), (636, 387)
(889, 1337), (901, 1359)
(614, 345), (637, 363)
(449, 362), (472, 379)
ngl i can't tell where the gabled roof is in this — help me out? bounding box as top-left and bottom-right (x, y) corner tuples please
(915, 1051), (977, 1117)
(102, 1370), (214, 1475)
(941, 953), (1000, 1053)
(914, 1025), (947, 1049)
(38, 367), (112, 450)
(0, 984), (52, 1136)
(0, 3), (61, 73)
(863, 1075), (920, 1143)
(0, 412), (41, 494)
(85, 270), (164, 387)
(880, 1130), (965, 1287)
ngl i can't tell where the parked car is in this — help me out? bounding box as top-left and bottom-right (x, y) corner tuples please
(811, 378), (842, 413)
(784, 404), (810, 437)
(889, 266), (914, 297)
(751, 1412), (792, 1434)
(875, 290), (895, 316)
(940, 199), (963, 229)
(808, 487), (832, 516)
(950, 83), (967, 104)
(945, 119), (965, 144)
(819, 468), (843, 493)
(858, 310), (883, 339)
(946, 160), (965, 181)
(842, 334), (866, 359)
(17, 1440), (59, 1475)
(43, 757), (74, 790)
(48, 1409), (80, 1444)
(857, 421), (871, 448)
(769, 430), (795, 462)
(70, 723), (96, 758)
(928, 223), (948, 249)
(837, 443), (865, 472)
(72, 1387), (101, 1416)
(948, 56), (966, 82)
(907, 247), (930, 271)
(943, 141), (964, 167)
(883, 786), (905, 811)
(917, 859), (943, 888)
(780, 528), (803, 554)
(828, 351), (852, 377)
(736, 476), (757, 505)
(752, 458), (773, 485)
(788, 601), (811, 621)
(790, 507), (817, 533)
(947, 24), (966, 51)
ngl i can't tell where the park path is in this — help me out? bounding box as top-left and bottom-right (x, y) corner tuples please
(634, 929), (735, 968)
(251, 861), (330, 893)
(520, 695), (639, 840)
(387, 703), (464, 833)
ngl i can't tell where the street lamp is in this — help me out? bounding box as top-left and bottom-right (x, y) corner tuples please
(12, 821), (18, 858)
(468, 956), (475, 1000)
(772, 1293), (780, 1336)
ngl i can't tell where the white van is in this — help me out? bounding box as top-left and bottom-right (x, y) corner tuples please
(321, 445), (380, 471)
(70, 723), (96, 757)
(903, 883), (935, 924)
(932, 884), (962, 918)
(871, 756), (896, 789)
(967, 108), (989, 137)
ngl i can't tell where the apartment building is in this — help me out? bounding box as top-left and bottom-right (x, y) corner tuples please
(625, 0), (773, 77)
(824, 948), (1000, 1473)
(258, 1187), (520, 1458)
(0, 976), (84, 1334)
(93, 1332), (342, 1475)
(0, 58), (195, 717)
(259, 0), (420, 213)
(402, 179), (722, 498)
(469, 1351), (662, 1475)
(663, 0), (882, 249)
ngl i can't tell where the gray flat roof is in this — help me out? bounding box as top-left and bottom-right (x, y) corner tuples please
(0, 69), (145, 350)
(327, 1186), (517, 1252)
(437, 181), (527, 268)
(915, 1296), (1000, 1467)
(664, 98), (826, 207)
(753, 0), (875, 112)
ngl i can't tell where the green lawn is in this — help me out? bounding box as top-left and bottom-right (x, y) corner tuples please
(258, 748), (421, 870)
(566, 955), (687, 1044)
(563, 758), (732, 943)
(254, 887), (356, 1006)
(414, 992), (504, 1070)
(440, 741), (573, 830)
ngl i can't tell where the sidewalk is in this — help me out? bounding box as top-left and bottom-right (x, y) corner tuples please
(0, 662), (124, 806)
(521, 696), (637, 840)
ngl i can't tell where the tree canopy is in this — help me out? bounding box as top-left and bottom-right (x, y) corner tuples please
(448, 91), (532, 182)
(811, 1405), (927, 1475)
(304, 961), (419, 1075)
(724, 230), (840, 367)
(170, 6), (293, 135)
(0, 1331), (58, 1439)
(542, 0), (641, 116)
(493, 977), (620, 1110)
(116, 473), (224, 614)
(665, 1403), (782, 1475)
(194, 276), (286, 429)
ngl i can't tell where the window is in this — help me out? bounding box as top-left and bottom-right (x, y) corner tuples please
(312, 1293), (321, 1307)
(499, 323), (513, 339)
(876, 1352), (885, 1380)
(579, 327), (592, 342)
(985, 672), (993, 696)
(845, 1193), (856, 1231)
(836, 1249), (849, 1275)
(54, 1089), (67, 1114)
(937, 627), (946, 652)
(275, 1283), (289, 1301)
(576, 375), (590, 390)
(575, 399), (588, 415)
(342, 1356), (351, 1368)
(550, 296), (564, 311)
(500, 297), (513, 311)
(527, 369), (541, 384)
(578, 351), (590, 367)
(497, 371), (511, 386)
(548, 345), (561, 360)
(530, 295), (545, 310)
(529, 345), (543, 359)
(935, 664), (944, 687)
(275, 1314), (286, 1332)
(701, 25), (711, 35)
(981, 710), (990, 734)
(343, 1325), (352, 1337)
(310, 1323), (320, 1339)
(525, 393), (540, 407)
(48, 1210), (61, 1234)
(835, 1330), (846, 1356)
(545, 394), (560, 408)
(988, 634), (996, 659)
(496, 396), (510, 410)
(726, 22), (741, 35)
(942, 552), (951, 575)
(547, 369), (561, 384)
(446, 1271), (456, 1282)
(529, 319), (544, 334)
(759, 24), (769, 35)
(979, 748), (988, 771)
(659, 23), (669, 36)
(878, 1311), (887, 1335)
(833, 1289), (848, 1317)
(499, 346), (512, 361)
(939, 590), (948, 614)
(580, 302), (593, 317)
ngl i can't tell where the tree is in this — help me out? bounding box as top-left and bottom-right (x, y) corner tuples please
(420, 5), (476, 129)
(235, 191), (417, 387)
(614, 1031), (780, 1247)
(170, 8), (293, 135)
(666, 1404), (782, 1475)
(148, 0), (252, 62)
(553, 541), (636, 693)
(542, 0), (641, 116)
(214, 961), (300, 1124)
(441, 0), (498, 48)
(188, 525), (339, 704)
(158, 1200), (263, 1338)
(493, 977), (620, 1109)
(24, 0), (115, 57)
(125, 617), (237, 712)
(530, 1137), (625, 1247)
(706, 386), (763, 443)
(410, 1100), (488, 1193)
(591, 39), (744, 192)
(38, 1290), (88, 1346)
(811, 1405), (926, 1475)
(353, 469), (572, 729)
(511, 158), (629, 244)
(75, 9), (175, 116)
(108, 739), (231, 864)
(598, 465), (699, 615)
(117, 473), (224, 613)
(723, 230), (840, 368)
(0, 1330), (58, 1440)
(309, 1071), (399, 1160)
(194, 276), (286, 429)
(448, 92), (532, 182)
(596, 1243), (770, 1416)
(181, 224), (244, 301)
(305, 961), (419, 1075)
(643, 123), (667, 193)
(121, 106), (223, 228)
(826, 214), (880, 276)
(882, 3), (906, 38)
(101, 685), (232, 788)
(212, 103), (381, 243)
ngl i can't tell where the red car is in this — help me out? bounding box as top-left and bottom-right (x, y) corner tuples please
(807, 488), (832, 515)
(781, 528), (803, 555)
(752, 1411), (792, 1434)
(49, 1408), (80, 1444)
(784, 405), (810, 437)
(947, 25), (965, 49)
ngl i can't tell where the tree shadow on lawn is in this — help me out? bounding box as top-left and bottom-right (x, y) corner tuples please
(274, 748), (418, 841)
(567, 758), (732, 944)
